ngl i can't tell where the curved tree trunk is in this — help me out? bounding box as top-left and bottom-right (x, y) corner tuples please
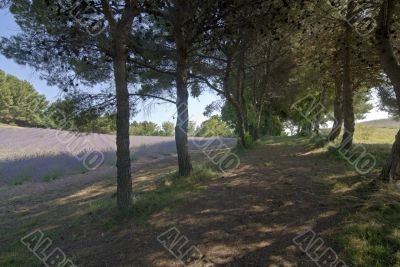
(174, 15), (193, 177)
(376, 0), (400, 181)
(340, 3), (355, 149)
(328, 72), (343, 141)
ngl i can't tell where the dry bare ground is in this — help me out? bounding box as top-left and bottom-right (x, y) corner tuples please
(0, 136), (361, 267)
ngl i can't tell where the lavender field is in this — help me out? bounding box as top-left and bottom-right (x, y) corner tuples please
(0, 125), (236, 186)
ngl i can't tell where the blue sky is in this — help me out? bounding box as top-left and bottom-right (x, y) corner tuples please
(0, 8), (388, 125)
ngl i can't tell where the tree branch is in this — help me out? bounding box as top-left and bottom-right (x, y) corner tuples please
(188, 73), (225, 95)
(100, 0), (116, 28)
(130, 93), (176, 104)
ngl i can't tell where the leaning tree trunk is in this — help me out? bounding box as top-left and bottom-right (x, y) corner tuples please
(174, 21), (193, 177)
(340, 4), (355, 150)
(376, 0), (400, 181)
(328, 72), (343, 141)
(113, 46), (132, 210)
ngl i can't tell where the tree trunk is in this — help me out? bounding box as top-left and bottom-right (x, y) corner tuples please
(113, 49), (132, 210)
(328, 72), (343, 141)
(253, 108), (263, 140)
(98, 0), (138, 211)
(340, 3), (355, 149)
(252, 127), (259, 141)
(381, 130), (400, 181)
(236, 47), (248, 135)
(313, 120), (320, 135)
(234, 105), (247, 147)
(375, 0), (400, 98)
(221, 52), (247, 146)
(251, 65), (262, 141)
(300, 122), (312, 136)
(174, 19), (193, 177)
(266, 106), (274, 136)
(314, 87), (327, 135)
(375, 0), (400, 181)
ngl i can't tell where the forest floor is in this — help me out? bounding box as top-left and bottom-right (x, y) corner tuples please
(1, 132), (399, 267)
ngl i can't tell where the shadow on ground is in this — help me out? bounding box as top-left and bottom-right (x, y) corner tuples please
(0, 136), (379, 267)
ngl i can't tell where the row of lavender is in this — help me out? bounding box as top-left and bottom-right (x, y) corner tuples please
(0, 126), (236, 186)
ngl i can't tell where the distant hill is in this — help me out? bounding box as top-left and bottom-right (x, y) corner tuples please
(358, 118), (400, 129)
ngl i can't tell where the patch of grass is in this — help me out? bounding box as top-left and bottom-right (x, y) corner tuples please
(308, 125), (394, 172)
(352, 125), (394, 167)
(0, 221), (47, 267)
(307, 125), (400, 266)
(85, 164), (220, 227)
(336, 189), (400, 267)
(0, 245), (40, 267)
(79, 165), (89, 174)
(83, 197), (117, 231)
(316, 171), (400, 266)
(355, 125), (397, 144)
(258, 135), (310, 146)
(263, 161), (273, 167)
(42, 169), (65, 182)
(358, 118), (400, 129)
(131, 164), (219, 223)
(8, 174), (32, 186)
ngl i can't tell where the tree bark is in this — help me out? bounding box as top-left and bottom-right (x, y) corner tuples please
(222, 48), (248, 147)
(237, 46), (250, 145)
(113, 44), (132, 210)
(174, 13), (193, 177)
(251, 66), (260, 141)
(253, 108), (263, 140)
(100, 0), (138, 211)
(376, 0), (400, 99)
(381, 130), (400, 182)
(236, 46), (248, 138)
(328, 72), (343, 141)
(376, 0), (400, 181)
(266, 110), (273, 136)
(234, 105), (247, 146)
(340, 2), (355, 149)
(300, 122), (312, 136)
(314, 87), (327, 135)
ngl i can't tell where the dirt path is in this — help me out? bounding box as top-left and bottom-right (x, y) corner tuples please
(0, 138), (351, 267)
(76, 138), (348, 266)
